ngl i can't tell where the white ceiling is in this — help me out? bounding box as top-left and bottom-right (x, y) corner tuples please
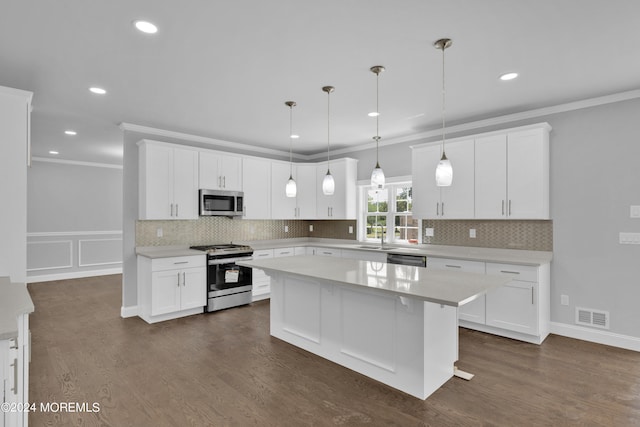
(2, 0), (639, 165)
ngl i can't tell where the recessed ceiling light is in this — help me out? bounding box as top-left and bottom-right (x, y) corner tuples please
(49, 151), (59, 155)
(89, 87), (107, 95)
(64, 130), (77, 135)
(290, 134), (300, 139)
(499, 72), (519, 81)
(134, 20), (158, 34)
(368, 112), (380, 117)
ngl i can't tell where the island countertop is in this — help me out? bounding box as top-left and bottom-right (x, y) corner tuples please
(239, 256), (513, 307)
(0, 277), (35, 340)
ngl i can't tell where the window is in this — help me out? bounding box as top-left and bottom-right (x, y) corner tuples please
(362, 182), (419, 244)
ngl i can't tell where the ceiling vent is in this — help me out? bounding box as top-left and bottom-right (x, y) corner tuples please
(575, 307), (609, 329)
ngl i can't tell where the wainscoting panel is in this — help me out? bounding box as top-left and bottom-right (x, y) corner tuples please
(27, 240), (73, 271)
(79, 238), (123, 267)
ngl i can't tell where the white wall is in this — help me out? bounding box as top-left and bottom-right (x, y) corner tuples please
(27, 159), (123, 281)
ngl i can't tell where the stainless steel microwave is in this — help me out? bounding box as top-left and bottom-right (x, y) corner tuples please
(199, 189), (244, 217)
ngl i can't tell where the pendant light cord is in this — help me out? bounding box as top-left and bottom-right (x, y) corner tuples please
(441, 43), (446, 157)
(289, 104), (294, 177)
(326, 90), (331, 172)
(375, 71), (380, 166)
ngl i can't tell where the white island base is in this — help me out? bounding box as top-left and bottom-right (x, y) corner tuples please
(269, 272), (458, 400)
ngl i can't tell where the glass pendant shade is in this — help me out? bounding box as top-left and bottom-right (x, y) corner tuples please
(286, 175), (297, 197)
(435, 153), (453, 187)
(371, 163), (385, 189)
(322, 170), (335, 195)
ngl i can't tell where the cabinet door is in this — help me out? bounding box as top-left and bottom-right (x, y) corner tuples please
(199, 151), (221, 189)
(316, 159), (357, 219)
(295, 164), (317, 219)
(486, 281), (538, 335)
(315, 248), (341, 257)
(180, 267), (206, 310)
(411, 144), (441, 219)
(151, 270), (182, 315)
(140, 143), (173, 220)
(242, 157), (271, 219)
(439, 139), (474, 219)
(274, 247), (294, 257)
(428, 257), (486, 324)
(172, 148), (199, 219)
(475, 134), (507, 219)
(252, 249), (274, 297)
(271, 162), (297, 219)
(507, 129), (549, 219)
(219, 155), (243, 191)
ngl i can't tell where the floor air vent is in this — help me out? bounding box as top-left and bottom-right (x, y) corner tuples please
(575, 307), (609, 329)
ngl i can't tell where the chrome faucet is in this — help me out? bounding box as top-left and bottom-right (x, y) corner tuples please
(380, 225), (385, 248)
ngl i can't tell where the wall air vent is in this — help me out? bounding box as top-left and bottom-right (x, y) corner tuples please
(575, 307), (610, 329)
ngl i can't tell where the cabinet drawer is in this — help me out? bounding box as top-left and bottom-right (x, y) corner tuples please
(152, 255), (205, 272)
(428, 257), (485, 273)
(274, 247), (295, 257)
(252, 249), (274, 259)
(486, 263), (538, 282)
(316, 248), (341, 257)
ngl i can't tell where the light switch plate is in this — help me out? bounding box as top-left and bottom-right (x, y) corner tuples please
(156, 228), (163, 238)
(469, 229), (476, 238)
(309, 224), (314, 232)
(631, 205), (640, 218)
(348, 225), (353, 234)
(425, 228), (434, 237)
(561, 294), (569, 306)
(619, 232), (640, 244)
(284, 225), (289, 233)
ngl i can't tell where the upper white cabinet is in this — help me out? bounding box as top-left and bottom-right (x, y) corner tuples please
(412, 139), (475, 219)
(412, 123), (550, 220)
(138, 140), (199, 220)
(316, 158), (358, 219)
(295, 164), (317, 219)
(0, 86), (32, 283)
(271, 162), (297, 219)
(475, 126), (550, 219)
(199, 151), (242, 191)
(242, 157), (271, 219)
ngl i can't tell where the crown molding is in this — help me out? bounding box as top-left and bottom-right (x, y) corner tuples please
(32, 157), (123, 169)
(119, 122), (313, 161)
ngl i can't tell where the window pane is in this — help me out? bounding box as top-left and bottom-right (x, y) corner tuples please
(395, 186), (412, 213)
(367, 189), (388, 213)
(366, 215), (387, 239)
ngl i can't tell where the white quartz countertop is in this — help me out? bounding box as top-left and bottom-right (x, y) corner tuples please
(0, 277), (35, 340)
(136, 247), (206, 259)
(239, 256), (513, 307)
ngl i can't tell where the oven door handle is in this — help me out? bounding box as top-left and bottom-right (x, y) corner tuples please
(208, 256), (253, 265)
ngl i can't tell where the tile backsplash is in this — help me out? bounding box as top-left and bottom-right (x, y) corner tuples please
(136, 217), (357, 246)
(422, 220), (553, 251)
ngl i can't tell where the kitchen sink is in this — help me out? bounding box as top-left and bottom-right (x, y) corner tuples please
(356, 245), (392, 250)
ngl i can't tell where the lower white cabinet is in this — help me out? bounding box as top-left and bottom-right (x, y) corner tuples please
(428, 257), (486, 324)
(341, 249), (387, 263)
(485, 263), (541, 336)
(137, 255), (206, 323)
(251, 249), (274, 301)
(314, 247), (342, 257)
(1, 312), (30, 427)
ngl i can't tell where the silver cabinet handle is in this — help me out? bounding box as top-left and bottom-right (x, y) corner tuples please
(445, 264), (461, 269)
(183, 272), (186, 286)
(176, 204), (179, 217)
(177, 272), (180, 287)
(500, 270), (520, 275)
(531, 286), (534, 305)
(224, 176), (226, 188)
(11, 358), (18, 394)
(441, 202), (445, 216)
(327, 207), (330, 217)
(436, 202), (440, 216)
(502, 200), (505, 216)
(174, 261), (189, 265)
(508, 200), (512, 216)
(170, 203), (174, 217)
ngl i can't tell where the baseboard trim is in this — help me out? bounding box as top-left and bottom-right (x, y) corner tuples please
(550, 322), (640, 352)
(121, 305), (139, 318)
(27, 268), (122, 283)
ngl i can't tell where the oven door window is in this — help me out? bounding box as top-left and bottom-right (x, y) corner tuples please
(210, 263), (251, 290)
(203, 195), (235, 212)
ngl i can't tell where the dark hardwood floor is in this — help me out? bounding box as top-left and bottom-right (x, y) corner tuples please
(27, 275), (640, 426)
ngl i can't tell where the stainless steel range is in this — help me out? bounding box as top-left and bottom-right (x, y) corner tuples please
(190, 244), (253, 312)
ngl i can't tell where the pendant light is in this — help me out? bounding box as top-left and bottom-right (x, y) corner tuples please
(322, 86), (335, 195)
(370, 65), (386, 190)
(285, 101), (297, 198)
(434, 38), (453, 187)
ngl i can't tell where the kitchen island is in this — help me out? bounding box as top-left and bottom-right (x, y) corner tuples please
(238, 256), (512, 399)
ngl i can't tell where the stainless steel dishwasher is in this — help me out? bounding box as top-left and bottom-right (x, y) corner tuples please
(387, 253), (427, 267)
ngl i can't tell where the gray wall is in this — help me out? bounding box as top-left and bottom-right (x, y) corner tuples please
(27, 160), (123, 280)
(345, 98), (640, 338)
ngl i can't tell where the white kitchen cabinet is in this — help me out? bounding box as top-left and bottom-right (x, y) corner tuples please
(428, 257), (486, 324)
(0, 86), (32, 283)
(1, 312), (30, 427)
(485, 263), (541, 335)
(274, 247), (295, 257)
(251, 249), (274, 301)
(138, 141), (199, 220)
(242, 157), (271, 219)
(137, 255), (206, 323)
(316, 158), (358, 219)
(411, 139), (474, 219)
(295, 164), (317, 219)
(314, 247), (341, 257)
(294, 246), (307, 256)
(341, 249), (387, 263)
(475, 126), (550, 219)
(199, 151), (242, 191)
